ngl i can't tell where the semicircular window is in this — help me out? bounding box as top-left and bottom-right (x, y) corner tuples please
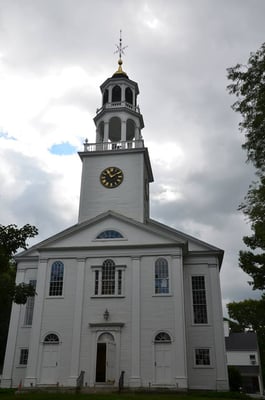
(96, 230), (123, 239)
(44, 333), (59, 343)
(154, 332), (171, 343)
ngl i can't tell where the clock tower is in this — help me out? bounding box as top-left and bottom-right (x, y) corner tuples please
(78, 50), (153, 223)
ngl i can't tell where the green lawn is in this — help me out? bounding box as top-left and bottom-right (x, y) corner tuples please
(0, 390), (253, 400)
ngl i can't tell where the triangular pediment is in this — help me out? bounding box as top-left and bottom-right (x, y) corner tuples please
(16, 211), (223, 264)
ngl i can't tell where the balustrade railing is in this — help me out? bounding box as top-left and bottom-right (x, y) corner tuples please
(96, 101), (140, 114)
(83, 139), (144, 152)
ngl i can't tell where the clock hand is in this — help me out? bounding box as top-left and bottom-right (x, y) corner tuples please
(109, 171), (121, 178)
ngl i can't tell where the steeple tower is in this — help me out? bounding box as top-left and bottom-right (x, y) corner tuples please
(78, 37), (153, 223)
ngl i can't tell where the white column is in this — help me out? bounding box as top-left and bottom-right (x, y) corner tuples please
(67, 258), (85, 386)
(129, 257), (141, 387)
(172, 254), (188, 389)
(24, 259), (48, 387)
(104, 121), (109, 142)
(121, 120), (126, 144)
(1, 269), (25, 388)
(108, 85), (112, 103)
(121, 84), (125, 103)
(209, 264), (229, 391)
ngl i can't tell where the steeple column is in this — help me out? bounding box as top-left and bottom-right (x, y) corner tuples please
(121, 84), (125, 103)
(104, 121), (109, 142)
(121, 119), (127, 143)
(108, 86), (112, 103)
(135, 125), (141, 141)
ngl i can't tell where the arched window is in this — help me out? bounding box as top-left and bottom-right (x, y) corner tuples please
(112, 85), (121, 102)
(96, 230), (123, 239)
(154, 332), (171, 343)
(125, 87), (133, 104)
(102, 259), (115, 295)
(103, 89), (108, 105)
(49, 261), (64, 296)
(126, 119), (135, 141)
(94, 259), (125, 296)
(109, 116), (121, 142)
(44, 333), (59, 343)
(155, 258), (169, 294)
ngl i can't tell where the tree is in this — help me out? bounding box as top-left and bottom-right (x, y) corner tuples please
(0, 223), (38, 369)
(227, 42), (265, 289)
(227, 42), (265, 385)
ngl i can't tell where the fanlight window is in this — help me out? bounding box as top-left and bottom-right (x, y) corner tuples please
(155, 332), (171, 343)
(44, 333), (59, 343)
(96, 230), (123, 239)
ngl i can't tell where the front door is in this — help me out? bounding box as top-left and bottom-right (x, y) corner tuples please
(40, 345), (59, 384)
(95, 333), (116, 383)
(154, 343), (172, 384)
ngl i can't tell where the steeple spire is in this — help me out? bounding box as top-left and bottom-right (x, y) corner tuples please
(113, 30), (128, 77)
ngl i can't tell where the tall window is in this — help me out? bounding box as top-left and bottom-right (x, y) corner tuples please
(155, 258), (169, 294)
(192, 276), (208, 324)
(19, 348), (29, 365)
(24, 279), (36, 325)
(49, 261), (64, 296)
(93, 259), (125, 296)
(195, 348), (210, 366)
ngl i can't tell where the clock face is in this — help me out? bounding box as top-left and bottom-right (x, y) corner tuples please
(100, 166), (124, 188)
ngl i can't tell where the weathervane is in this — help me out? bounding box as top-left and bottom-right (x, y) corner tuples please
(114, 29), (128, 60)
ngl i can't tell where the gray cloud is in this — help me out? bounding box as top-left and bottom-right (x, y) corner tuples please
(0, 0), (264, 315)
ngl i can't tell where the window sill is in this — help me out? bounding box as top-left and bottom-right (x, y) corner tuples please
(193, 365), (213, 369)
(46, 296), (64, 299)
(152, 293), (172, 297)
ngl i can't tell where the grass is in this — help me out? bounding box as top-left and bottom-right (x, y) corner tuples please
(0, 390), (253, 400)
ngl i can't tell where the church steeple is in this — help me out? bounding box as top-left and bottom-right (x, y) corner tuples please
(92, 34), (144, 148)
(78, 38), (153, 223)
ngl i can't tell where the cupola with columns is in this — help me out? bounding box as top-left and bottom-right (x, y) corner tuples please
(78, 35), (153, 223)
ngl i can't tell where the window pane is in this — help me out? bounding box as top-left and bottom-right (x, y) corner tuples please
(192, 276), (208, 324)
(195, 348), (210, 365)
(96, 230), (123, 239)
(155, 258), (169, 294)
(19, 349), (29, 365)
(49, 261), (64, 296)
(102, 259), (115, 295)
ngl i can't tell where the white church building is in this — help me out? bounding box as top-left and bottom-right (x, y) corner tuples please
(1, 51), (229, 391)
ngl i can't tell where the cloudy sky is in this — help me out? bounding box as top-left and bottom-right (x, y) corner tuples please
(0, 0), (264, 314)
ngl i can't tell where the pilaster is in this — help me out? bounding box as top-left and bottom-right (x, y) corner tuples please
(67, 258), (85, 386)
(209, 263), (229, 391)
(129, 257), (141, 387)
(24, 259), (48, 387)
(172, 254), (188, 389)
(1, 269), (25, 388)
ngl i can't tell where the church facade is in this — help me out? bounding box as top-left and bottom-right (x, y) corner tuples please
(1, 55), (228, 391)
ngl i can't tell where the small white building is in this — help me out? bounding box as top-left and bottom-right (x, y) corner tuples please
(225, 322), (263, 394)
(1, 55), (228, 391)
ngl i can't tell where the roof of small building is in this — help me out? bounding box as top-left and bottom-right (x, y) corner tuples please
(225, 332), (258, 351)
